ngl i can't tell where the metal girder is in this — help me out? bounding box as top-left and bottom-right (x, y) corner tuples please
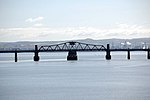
(39, 41), (106, 51)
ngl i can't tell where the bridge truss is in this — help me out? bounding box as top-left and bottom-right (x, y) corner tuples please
(39, 41), (106, 51)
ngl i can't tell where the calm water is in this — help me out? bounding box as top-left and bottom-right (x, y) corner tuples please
(0, 52), (150, 100)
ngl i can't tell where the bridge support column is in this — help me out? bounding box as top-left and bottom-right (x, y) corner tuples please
(127, 48), (130, 60)
(67, 50), (77, 60)
(15, 50), (17, 62)
(147, 49), (150, 59)
(105, 44), (111, 60)
(34, 45), (40, 61)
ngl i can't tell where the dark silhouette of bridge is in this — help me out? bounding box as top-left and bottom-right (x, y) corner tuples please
(37, 41), (109, 61)
(39, 41), (106, 51)
(0, 41), (150, 62)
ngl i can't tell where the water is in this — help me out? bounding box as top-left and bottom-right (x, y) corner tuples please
(0, 52), (150, 100)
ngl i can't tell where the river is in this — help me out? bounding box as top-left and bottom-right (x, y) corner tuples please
(0, 52), (150, 100)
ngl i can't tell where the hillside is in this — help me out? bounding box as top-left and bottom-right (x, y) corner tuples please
(0, 38), (150, 50)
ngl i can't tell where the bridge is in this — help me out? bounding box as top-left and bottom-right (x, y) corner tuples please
(0, 41), (150, 62)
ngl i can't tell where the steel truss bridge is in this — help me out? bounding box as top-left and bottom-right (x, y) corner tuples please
(39, 41), (106, 51)
(0, 41), (150, 62)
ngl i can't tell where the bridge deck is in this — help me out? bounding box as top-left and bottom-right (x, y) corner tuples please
(0, 49), (149, 53)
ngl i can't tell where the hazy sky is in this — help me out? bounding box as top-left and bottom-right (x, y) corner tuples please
(0, 0), (150, 41)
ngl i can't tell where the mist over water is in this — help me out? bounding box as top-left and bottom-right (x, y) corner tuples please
(0, 52), (150, 100)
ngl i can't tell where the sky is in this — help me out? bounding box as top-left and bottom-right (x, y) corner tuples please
(0, 0), (150, 42)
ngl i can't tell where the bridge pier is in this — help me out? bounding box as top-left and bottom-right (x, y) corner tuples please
(15, 50), (17, 62)
(147, 49), (150, 59)
(127, 48), (130, 60)
(105, 44), (111, 60)
(34, 45), (40, 61)
(67, 50), (77, 60)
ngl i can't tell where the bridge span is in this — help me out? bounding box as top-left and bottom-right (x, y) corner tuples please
(0, 41), (150, 62)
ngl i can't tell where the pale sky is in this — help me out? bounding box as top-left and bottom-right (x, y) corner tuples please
(0, 0), (150, 42)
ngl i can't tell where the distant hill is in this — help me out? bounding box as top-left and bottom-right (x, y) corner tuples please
(0, 38), (150, 50)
